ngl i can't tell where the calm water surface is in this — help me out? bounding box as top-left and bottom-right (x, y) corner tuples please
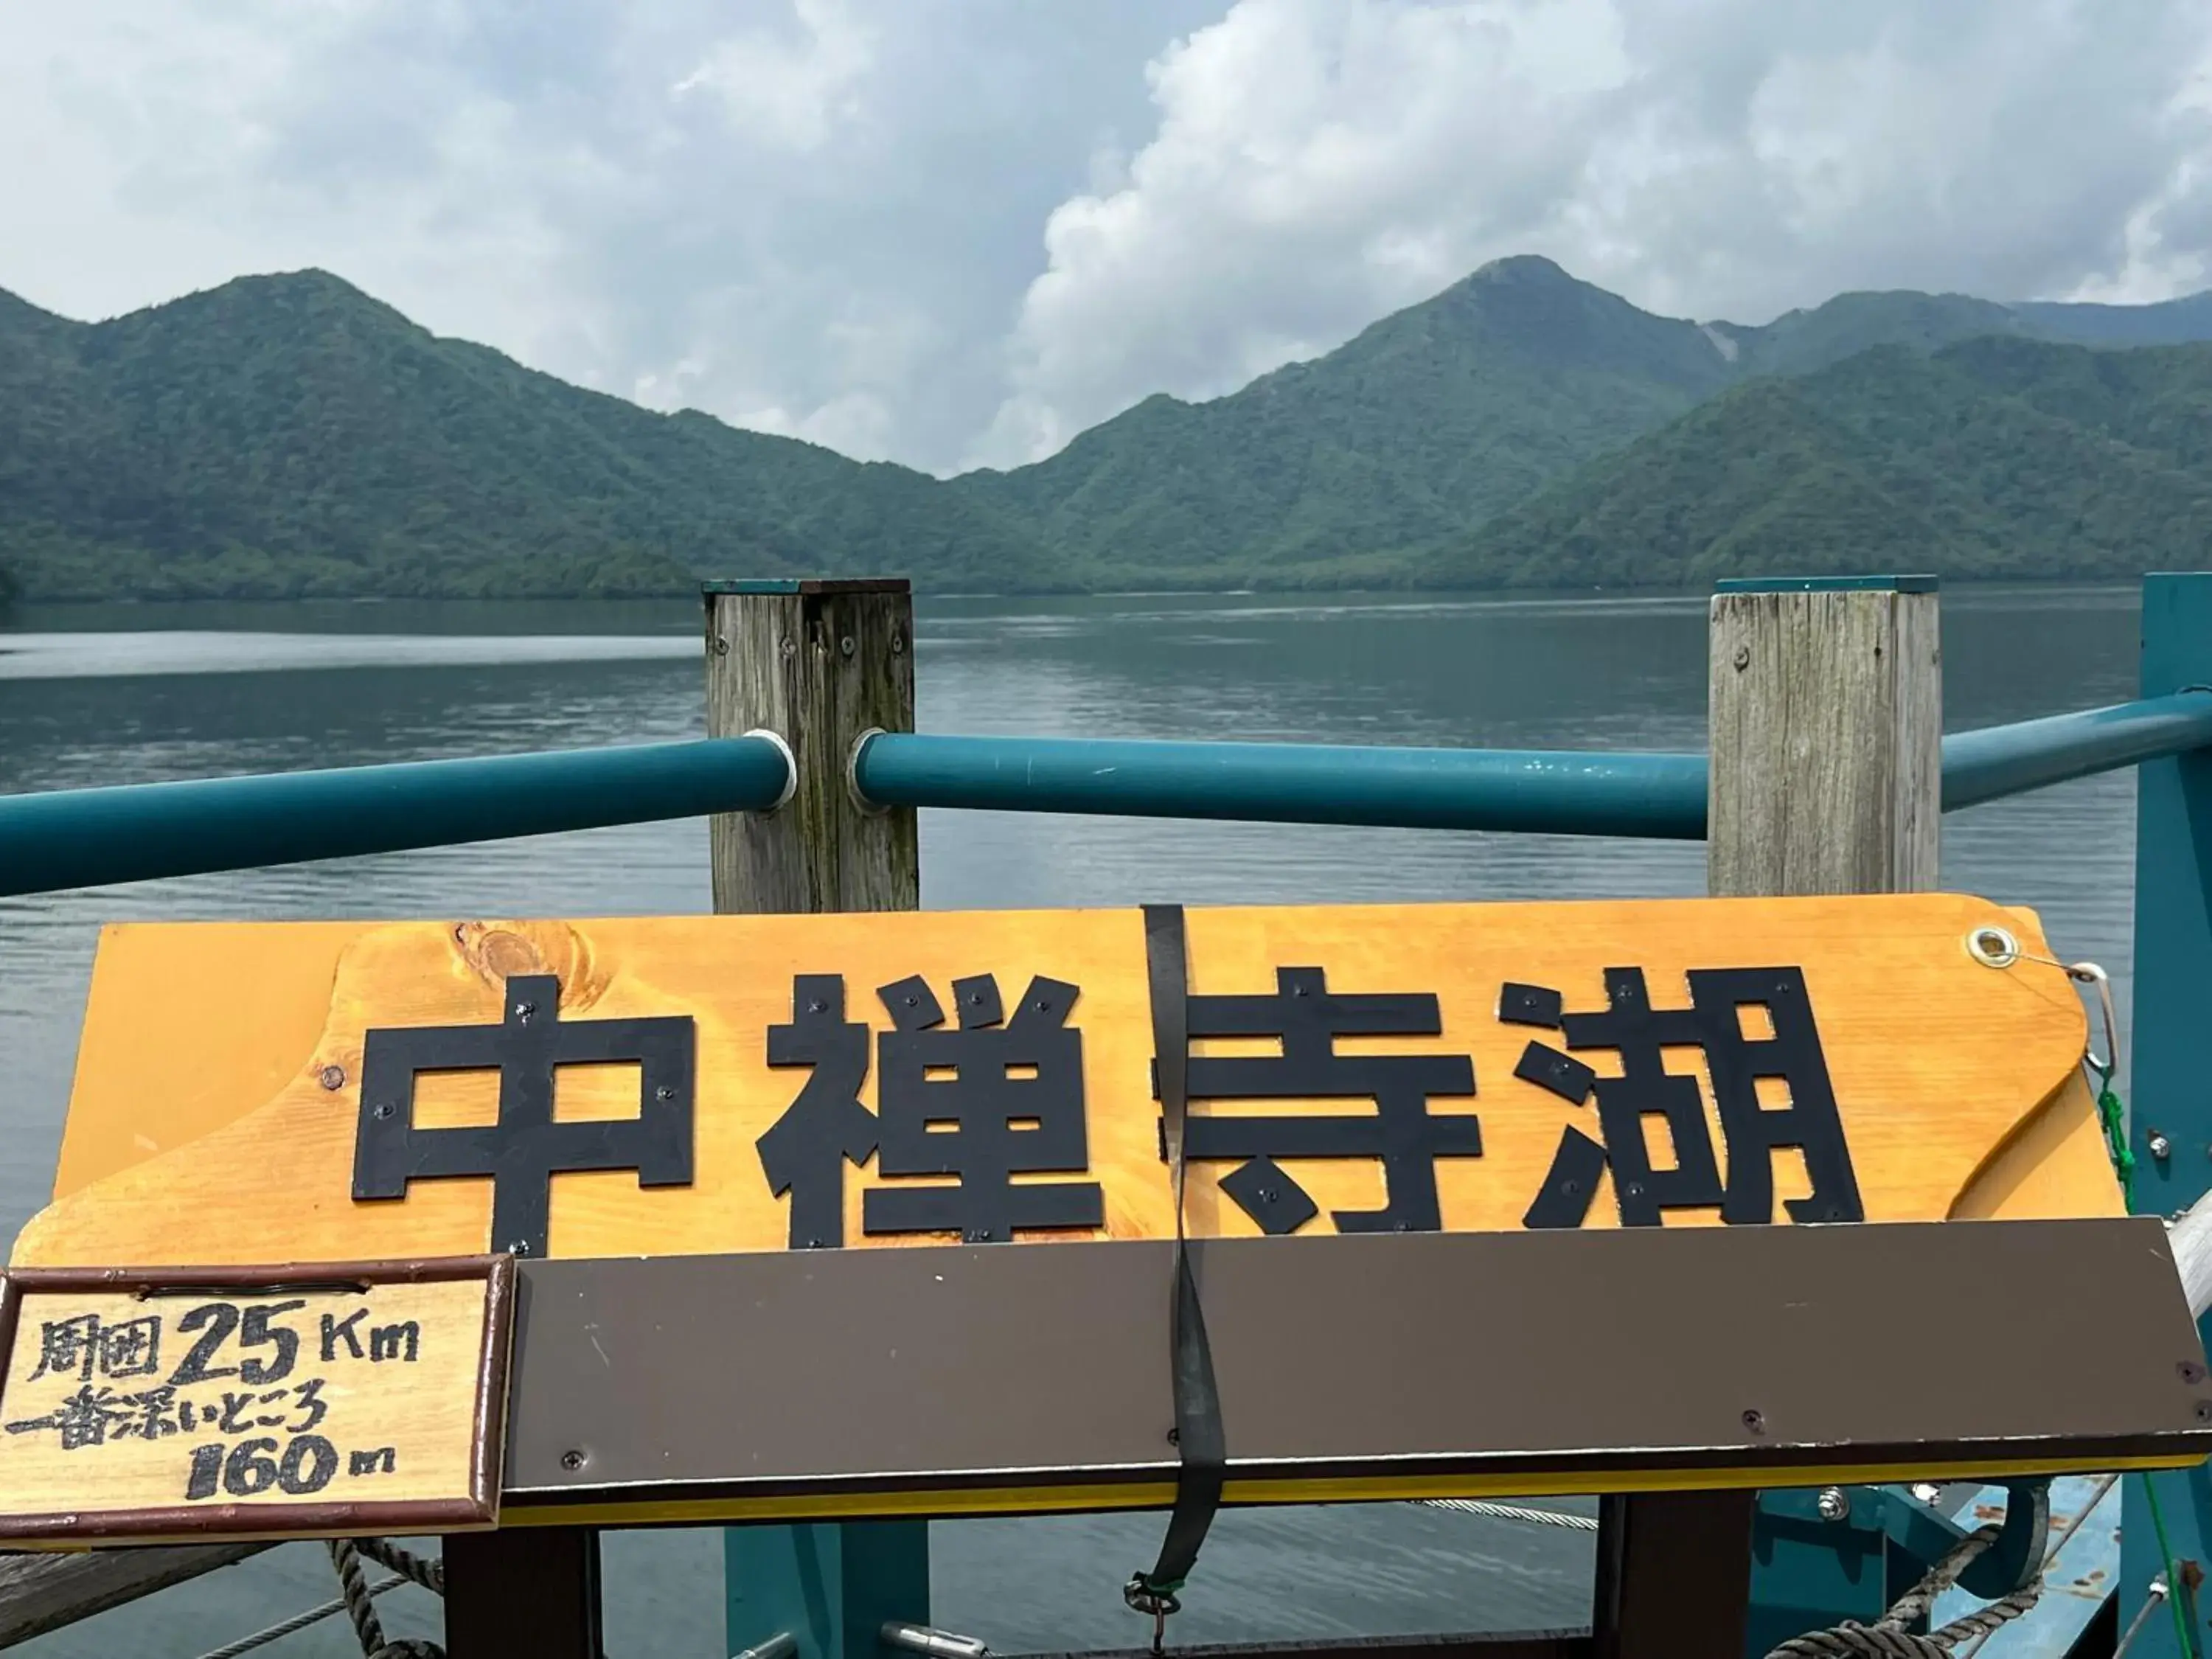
(0, 586), (2146, 1656)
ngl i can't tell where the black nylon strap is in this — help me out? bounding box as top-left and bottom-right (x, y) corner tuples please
(1126, 902), (1224, 1641)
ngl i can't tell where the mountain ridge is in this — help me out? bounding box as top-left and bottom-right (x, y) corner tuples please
(5, 257), (2212, 599)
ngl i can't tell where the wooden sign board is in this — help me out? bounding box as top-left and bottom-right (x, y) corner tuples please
(14, 894), (2114, 1273)
(0, 1258), (512, 1544)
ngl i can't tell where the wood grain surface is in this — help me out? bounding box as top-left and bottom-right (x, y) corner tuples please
(18, 894), (2111, 1270)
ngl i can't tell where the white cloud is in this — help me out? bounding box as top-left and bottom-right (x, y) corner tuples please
(672, 0), (876, 153)
(975, 0), (2212, 467)
(4, 1), (2212, 477)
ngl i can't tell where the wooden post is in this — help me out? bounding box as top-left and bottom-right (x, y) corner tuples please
(705, 577), (928, 1659)
(1706, 575), (1941, 897)
(704, 577), (919, 914)
(1594, 575), (1942, 1659)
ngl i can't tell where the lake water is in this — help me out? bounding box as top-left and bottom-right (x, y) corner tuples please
(0, 585), (2148, 1657)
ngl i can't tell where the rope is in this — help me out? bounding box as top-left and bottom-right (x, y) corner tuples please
(189, 1572), (406, 1659)
(329, 1537), (446, 1659)
(184, 1535), (448, 1659)
(354, 1535), (447, 1595)
(1761, 1524), (2041, 1657)
(1411, 1498), (1599, 1531)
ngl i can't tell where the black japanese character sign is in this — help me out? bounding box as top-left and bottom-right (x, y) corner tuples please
(757, 971), (1106, 1246)
(0, 1265), (508, 1541)
(1517, 966), (1864, 1228)
(759, 975), (878, 1250)
(352, 973), (695, 1258)
(27, 1312), (160, 1383)
(1153, 966), (1481, 1235)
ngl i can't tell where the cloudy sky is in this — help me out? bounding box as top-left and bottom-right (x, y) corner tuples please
(7, 1), (2212, 476)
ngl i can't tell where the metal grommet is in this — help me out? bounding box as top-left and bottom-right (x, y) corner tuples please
(847, 726), (890, 818)
(742, 728), (799, 813)
(1965, 925), (2019, 968)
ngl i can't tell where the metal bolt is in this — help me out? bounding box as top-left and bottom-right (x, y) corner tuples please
(372, 1103), (394, 1121)
(513, 1000), (535, 1020)
(1816, 1486), (1850, 1522)
(1741, 1408), (1767, 1435)
(655, 1085), (675, 1102)
(840, 636), (856, 658)
(1732, 644), (1751, 672)
(560, 1449), (586, 1471)
(2151, 1130), (2174, 1160)
(318, 1065), (347, 1091)
(891, 633), (907, 655)
(507, 1239), (532, 1256)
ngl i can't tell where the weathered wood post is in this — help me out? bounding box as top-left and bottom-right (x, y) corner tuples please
(1593, 574), (1941, 1659)
(1708, 574), (1941, 896)
(704, 578), (928, 1659)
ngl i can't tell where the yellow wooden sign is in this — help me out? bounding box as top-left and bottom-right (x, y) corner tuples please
(13, 894), (2113, 1272)
(0, 1259), (512, 1544)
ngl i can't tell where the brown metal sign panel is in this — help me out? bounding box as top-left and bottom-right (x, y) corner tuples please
(19, 895), (2115, 1272)
(0, 1257), (513, 1545)
(495, 1219), (2212, 1526)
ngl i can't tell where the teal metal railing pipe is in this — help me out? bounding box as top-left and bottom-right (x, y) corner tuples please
(850, 734), (1709, 838)
(1941, 690), (2212, 810)
(0, 737), (793, 898)
(7, 693), (2212, 898)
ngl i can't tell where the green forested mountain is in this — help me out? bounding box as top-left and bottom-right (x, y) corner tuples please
(1441, 335), (2212, 589)
(950, 256), (1739, 588)
(0, 273), (1043, 599)
(4, 257), (2212, 600)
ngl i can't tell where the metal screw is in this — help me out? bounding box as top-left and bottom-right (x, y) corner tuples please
(2183, 1360), (2208, 1385)
(655, 1085), (675, 1102)
(2151, 1130), (2174, 1160)
(891, 634), (907, 655)
(513, 1000), (535, 1020)
(318, 1065), (347, 1091)
(560, 1450), (586, 1471)
(840, 636), (856, 658)
(1742, 1408), (1767, 1435)
(372, 1103), (394, 1121)
(713, 636), (730, 656)
(507, 1239), (532, 1256)
(1816, 1487), (1850, 1522)
(1733, 644), (1751, 671)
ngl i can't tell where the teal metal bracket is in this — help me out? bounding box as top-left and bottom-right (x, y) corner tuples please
(2121, 571), (2212, 1659)
(726, 1520), (930, 1659)
(1747, 1479), (2051, 1655)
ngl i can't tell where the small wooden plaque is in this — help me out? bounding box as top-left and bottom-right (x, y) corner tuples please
(0, 1256), (513, 1544)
